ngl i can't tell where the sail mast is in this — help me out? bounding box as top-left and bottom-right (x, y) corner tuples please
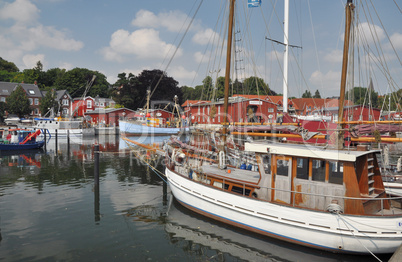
(222, 0), (236, 144)
(283, 0), (289, 113)
(337, 0), (354, 149)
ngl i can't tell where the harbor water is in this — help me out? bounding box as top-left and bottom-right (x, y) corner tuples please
(0, 134), (393, 261)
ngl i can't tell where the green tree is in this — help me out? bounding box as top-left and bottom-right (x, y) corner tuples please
(6, 85), (31, 117)
(22, 61), (44, 85)
(313, 90), (321, 98)
(302, 90), (312, 98)
(346, 86), (379, 108)
(0, 57), (19, 72)
(138, 69), (182, 106)
(111, 72), (139, 109)
(201, 76), (214, 100)
(0, 102), (6, 122)
(215, 76), (226, 100)
(40, 68), (66, 89)
(39, 89), (59, 117)
(181, 85), (195, 101)
(111, 70), (182, 111)
(55, 68), (110, 98)
(243, 76), (270, 95)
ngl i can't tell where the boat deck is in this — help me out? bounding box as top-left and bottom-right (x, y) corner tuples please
(201, 163), (260, 184)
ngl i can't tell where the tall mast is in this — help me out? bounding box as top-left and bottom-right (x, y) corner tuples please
(283, 0), (289, 113)
(337, 0), (354, 149)
(222, 0), (236, 144)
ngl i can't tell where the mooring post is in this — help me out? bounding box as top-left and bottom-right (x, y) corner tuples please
(67, 130), (70, 148)
(94, 144), (100, 187)
(55, 129), (58, 153)
(44, 130), (47, 151)
(94, 143), (100, 222)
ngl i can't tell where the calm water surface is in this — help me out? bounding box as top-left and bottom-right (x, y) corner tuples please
(0, 135), (393, 261)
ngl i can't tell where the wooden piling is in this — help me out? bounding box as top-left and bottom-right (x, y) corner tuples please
(94, 144), (100, 187)
(55, 129), (58, 153)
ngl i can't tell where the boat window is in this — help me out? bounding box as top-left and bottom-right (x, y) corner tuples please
(296, 158), (309, 179)
(231, 185), (250, 196)
(276, 158), (289, 177)
(328, 161), (343, 185)
(312, 159), (326, 182)
(262, 154), (271, 174)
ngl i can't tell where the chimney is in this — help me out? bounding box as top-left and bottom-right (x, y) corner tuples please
(34, 80), (37, 85)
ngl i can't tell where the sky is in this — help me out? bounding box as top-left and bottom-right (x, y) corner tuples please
(0, 0), (401, 99)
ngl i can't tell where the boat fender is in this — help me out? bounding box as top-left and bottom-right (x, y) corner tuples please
(247, 164), (252, 171)
(240, 163), (247, 169)
(252, 192), (258, 198)
(189, 169), (193, 179)
(327, 203), (343, 214)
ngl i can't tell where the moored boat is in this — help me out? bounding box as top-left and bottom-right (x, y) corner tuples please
(0, 128), (45, 151)
(164, 0), (402, 255)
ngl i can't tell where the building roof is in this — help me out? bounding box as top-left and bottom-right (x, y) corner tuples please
(322, 105), (381, 112)
(181, 100), (210, 107)
(232, 94), (284, 104)
(85, 108), (135, 114)
(0, 81), (42, 98)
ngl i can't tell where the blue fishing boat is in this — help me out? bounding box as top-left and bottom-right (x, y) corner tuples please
(0, 129), (45, 151)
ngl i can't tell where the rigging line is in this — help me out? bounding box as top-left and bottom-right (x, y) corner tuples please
(337, 214), (382, 262)
(359, 2), (394, 89)
(360, 0), (402, 94)
(149, 0), (204, 99)
(393, 0), (402, 14)
(306, 0), (324, 100)
(368, 0), (402, 67)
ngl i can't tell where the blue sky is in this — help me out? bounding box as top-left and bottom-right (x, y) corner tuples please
(0, 0), (401, 99)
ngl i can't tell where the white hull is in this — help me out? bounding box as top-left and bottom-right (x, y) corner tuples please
(166, 167), (402, 254)
(119, 120), (188, 136)
(39, 127), (95, 137)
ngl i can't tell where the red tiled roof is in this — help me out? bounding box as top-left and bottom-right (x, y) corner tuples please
(181, 100), (210, 107)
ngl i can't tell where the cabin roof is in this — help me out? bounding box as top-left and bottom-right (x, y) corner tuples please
(245, 141), (380, 162)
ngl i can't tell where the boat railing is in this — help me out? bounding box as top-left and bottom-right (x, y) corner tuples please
(170, 163), (402, 216)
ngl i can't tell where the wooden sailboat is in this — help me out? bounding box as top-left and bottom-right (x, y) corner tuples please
(165, 0), (402, 254)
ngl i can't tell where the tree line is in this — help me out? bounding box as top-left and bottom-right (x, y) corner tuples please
(1, 57), (400, 121)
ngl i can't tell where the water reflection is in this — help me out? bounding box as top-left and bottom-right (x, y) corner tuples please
(166, 197), (392, 262)
(0, 134), (394, 261)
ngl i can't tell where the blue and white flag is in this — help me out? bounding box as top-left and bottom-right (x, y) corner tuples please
(248, 0), (262, 8)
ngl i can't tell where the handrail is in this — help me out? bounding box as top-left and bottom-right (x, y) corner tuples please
(168, 160), (402, 216)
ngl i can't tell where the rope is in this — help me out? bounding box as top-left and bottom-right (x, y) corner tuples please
(336, 213), (382, 261)
(131, 150), (167, 184)
(149, 0), (204, 99)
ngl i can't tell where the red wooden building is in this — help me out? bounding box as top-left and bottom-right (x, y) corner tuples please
(320, 105), (381, 122)
(85, 108), (137, 126)
(183, 97), (278, 124)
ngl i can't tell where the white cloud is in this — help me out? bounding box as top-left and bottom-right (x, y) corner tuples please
(131, 10), (159, 28)
(389, 32), (402, 50)
(324, 49), (343, 63)
(101, 28), (182, 61)
(356, 22), (385, 44)
(194, 51), (211, 63)
(58, 62), (73, 70)
(168, 66), (197, 80)
(309, 70), (340, 95)
(0, 0), (83, 69)
(131, 9), (197, 33)
(266, 50), (284, 62)
(192, 28), (221, 45)
(0, 0), (40, 25)
(22, 54), (46, 68)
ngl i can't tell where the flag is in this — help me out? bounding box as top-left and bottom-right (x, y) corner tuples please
(248, 0), (262, 8)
